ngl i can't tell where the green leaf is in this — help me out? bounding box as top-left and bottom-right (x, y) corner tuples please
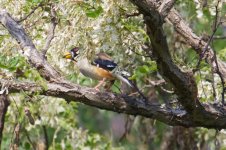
(143, 65), (150, 72)
(9, 57), (19, 67)
(0, 55), (25, 72)
(32, 0), (42, 3)
(129, 74), (137, 80)
(43, 6), (51, 11)
(85, 6), (103, 18)
(24, 142), (31, 149)
(138, 66), (148, 73)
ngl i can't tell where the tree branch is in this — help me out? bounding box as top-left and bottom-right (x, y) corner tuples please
(196, 0), (221, 70)
(37, 115), (49, 150)
(213, 36), (226, 39)
(17, 3), (43, 23)
(42, 4), (58, 58)
(2, 79), (226, 128)
(10, 123), (20, 150)
(158, 0), (175, 19)
(0, 94), (10, 148)
(0, 79), (191, 127)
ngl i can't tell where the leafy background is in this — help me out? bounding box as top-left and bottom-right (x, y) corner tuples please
(0, 0), (226, 149)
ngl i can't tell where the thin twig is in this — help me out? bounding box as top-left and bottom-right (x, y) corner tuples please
(10, 123), (20, 150)
(160, 86), (174, 94)
(42, 4), (58, 59)
(37, 115), (48, 150)
(199, 70), (208, 99)
(24, 15), (43, 29)
(18, 3), (43, 23)
(147, 79), (166, 86)
(0, 94), (9, 148)
(195, 0), (221, 71)
(144, 79), (174, 94)
(8, 96), (20, 150)
(212, 43), (225, 105)
(213, 35), (226, 39)
(123, 27), (152, 57)
(209, 0), (225, 105)
(214, 130), (220, 149)
(210, 68), (217, 102)
(25, 130), (36, 150)
(42, 125), (49, 150)
(129, 47), (151, 57)
(125, 12), (140, 18)
(119, 115), (133, 141)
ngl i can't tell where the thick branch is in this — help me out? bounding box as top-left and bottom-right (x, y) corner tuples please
(2, 79), (226, 128)
(0, 79), (191, 127)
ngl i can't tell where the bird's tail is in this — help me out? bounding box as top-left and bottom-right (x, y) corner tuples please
(113, 73), (147, 101)
(114, 73), (134, 88)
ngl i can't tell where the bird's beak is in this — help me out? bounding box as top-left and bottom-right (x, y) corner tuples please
(63, 52), (72, 59)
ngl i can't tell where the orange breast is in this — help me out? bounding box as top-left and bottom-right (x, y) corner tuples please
(94, 67), (115, 80)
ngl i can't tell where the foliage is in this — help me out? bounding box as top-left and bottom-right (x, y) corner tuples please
(0, 0), (226, 149)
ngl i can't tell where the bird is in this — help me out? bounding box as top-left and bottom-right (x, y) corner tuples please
(63, 47), (147, 100)
(63, 47), (134, 89)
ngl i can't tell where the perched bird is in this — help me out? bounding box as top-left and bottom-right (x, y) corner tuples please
(63, 47), (133, 89)
(63, 47), (146, 100)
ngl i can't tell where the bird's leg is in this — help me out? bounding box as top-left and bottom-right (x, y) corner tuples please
(104, 80), (115, 91)
(94, 78), (106, 91)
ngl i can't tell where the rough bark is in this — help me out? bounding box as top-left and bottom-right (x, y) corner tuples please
(0, 79), (190, 127)
(1, 79), (226, 128)
(158, 0), (175, 19)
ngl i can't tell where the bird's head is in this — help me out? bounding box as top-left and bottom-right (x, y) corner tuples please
(63, 47), (79, 61)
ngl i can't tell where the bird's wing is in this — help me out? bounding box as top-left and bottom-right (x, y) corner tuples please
(93, 52), (117, 71)
(93, 59), (117, 71)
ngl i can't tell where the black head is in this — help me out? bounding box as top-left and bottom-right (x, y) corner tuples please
(63, 47), (79, 61)
(70, 47), (79, 60)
